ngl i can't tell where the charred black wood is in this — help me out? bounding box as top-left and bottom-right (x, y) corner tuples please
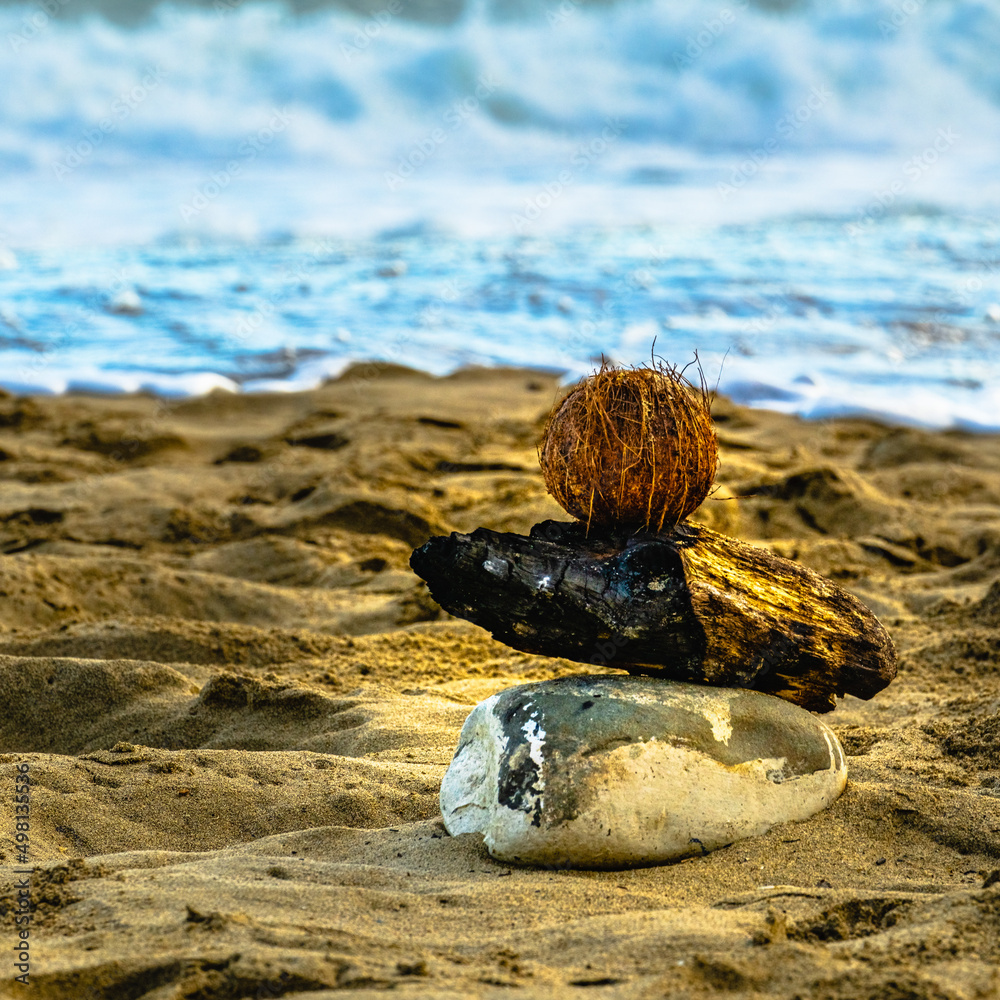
(409, 519), (897, 713)
(411, 519), (708, 681)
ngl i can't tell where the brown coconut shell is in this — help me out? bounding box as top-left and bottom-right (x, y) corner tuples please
(539, 363), (718, 532)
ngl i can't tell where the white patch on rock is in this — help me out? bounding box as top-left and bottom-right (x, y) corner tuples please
(523, 714), (546, 774)
(701, 704), (733, 745)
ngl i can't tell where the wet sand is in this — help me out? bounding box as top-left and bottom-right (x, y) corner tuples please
(0, 364), (998, 999)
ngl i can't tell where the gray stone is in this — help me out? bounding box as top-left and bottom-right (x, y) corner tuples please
(440, 675), (847, 868)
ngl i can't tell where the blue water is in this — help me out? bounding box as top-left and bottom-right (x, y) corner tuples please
(1, 0), (999, 426)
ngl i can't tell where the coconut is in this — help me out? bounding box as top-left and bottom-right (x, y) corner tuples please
(538, 362), (717, 532)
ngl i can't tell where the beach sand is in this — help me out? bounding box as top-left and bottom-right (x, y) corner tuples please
(0, 364), (998, 999)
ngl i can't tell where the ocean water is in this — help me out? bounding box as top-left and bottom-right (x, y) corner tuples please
(1, 0), (999, 427)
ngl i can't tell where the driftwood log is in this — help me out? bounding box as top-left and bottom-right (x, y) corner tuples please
(410, 520), (897, 713)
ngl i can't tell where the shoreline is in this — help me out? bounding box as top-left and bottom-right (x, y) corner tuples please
(0, 364), (998, 997)
(3, 358), (1000, 435)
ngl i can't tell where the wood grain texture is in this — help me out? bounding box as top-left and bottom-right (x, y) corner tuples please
(410, 519), (897, 713)
(671, 522), (896, 711)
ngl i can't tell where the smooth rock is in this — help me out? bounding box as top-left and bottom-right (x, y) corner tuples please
(440, 675), (847, 868)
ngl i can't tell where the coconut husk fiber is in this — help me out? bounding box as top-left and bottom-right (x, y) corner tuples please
(539, 362), (718, 532)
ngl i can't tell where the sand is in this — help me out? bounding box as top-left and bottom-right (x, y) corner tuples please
(0, 363), (998, 1000)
